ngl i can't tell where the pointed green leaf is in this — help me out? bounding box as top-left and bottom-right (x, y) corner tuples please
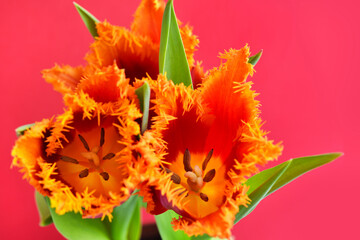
(135, 81), (151, 134)
(35, 191), (52, 226)
(159, 0), (192, 88)
(46, 197), (111, 240)
(155, 210), (191, 240)
(235, 152), (342, 223)
(235, 161), (291, 223)
(248, 50), (263, 66)
(111, 194), (142, 240)
(15, 123), (35, 137)
(248, 153), (342, 197)
(74, 2), (99, 38)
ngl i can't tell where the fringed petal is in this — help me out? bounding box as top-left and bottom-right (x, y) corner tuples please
(42, 64), (84, 95)
(191, 61), (205, 89)
(179, 24), (199, 68)
(131, 0), (165, 43)
(76, 63), (135, 103)
(199, 46), (258, 164)
(11, 119), (53, 196)
(85, 21), (159, 82)
(172, 185), (250, 239)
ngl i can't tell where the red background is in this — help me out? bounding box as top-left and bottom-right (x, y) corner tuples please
(1, 0), (359, 239)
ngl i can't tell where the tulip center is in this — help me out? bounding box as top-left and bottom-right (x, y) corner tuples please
(56, 125), (126, 197)
(167, 149), (226, 218)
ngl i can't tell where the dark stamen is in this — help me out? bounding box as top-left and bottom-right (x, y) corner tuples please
(79, 169), (89, 178)
(100, 172), (109, 181)
(103, 153), (115, 160)
(171, 173), (181, 184)
(202, 149), (213, 171)
(178, 190), (187, 196)
(183, 149), (192, 172)
(200, 192), (209, 202)
(100, 128), (105, 147)
(60, 156), (79, 164)
(78, 134), (90, 151)
(203, 169), (216, 182)
(162, 167), (181, 184)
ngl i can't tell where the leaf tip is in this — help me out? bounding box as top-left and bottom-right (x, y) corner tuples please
(331, 152), (344, 159)
(248, 49), (263, 66)
(73, 2), (99, 38)
(73, 1), (84, 13)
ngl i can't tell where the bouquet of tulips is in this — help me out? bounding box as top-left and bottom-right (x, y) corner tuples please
(11, 0), (341, 239)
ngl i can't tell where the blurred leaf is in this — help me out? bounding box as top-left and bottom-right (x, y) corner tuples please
(192, 234), (223, 240)
(159, 0), (192, 88)
(35, 191), (52, 226)
(135, 81), (151, 134)
(46, 197), (111, 240)
(248, 50), (263, 66)
(74, 2), (99, 38)
(127, 199), (141, 240)
(235, 161), (291, 223)
(155, 210), (191, 240)
(15, 123), (35, 137)
(235, 153), (342, 223)
(46, 193), (143, 240)
(111, 194), (142, 240)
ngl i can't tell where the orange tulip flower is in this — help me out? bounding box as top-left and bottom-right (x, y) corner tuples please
(139, 46), (283, 238)
(11, 65), (153, 220)
(42, 0), (203, 97)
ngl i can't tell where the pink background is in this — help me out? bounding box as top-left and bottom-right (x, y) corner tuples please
(1, 0), (359, 239)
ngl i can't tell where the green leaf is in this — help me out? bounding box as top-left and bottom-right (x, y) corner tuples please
(235, 161), (291, 223)
(249, 152), (342, 197)
(46, 193), (143, 240)
(192, 234), (223, 240)
(35, 191), (52, 226)
(235, 152), (342, 223)
(127, 198), (141, 240)
(155, 210), (191, 240)
(159, 0), (192, 88)
(73, 2), (99, 38)
(248, 50), (263, 66)
(135, 81), (151, 134)
(46, 197), (111, 240)
(111, 194), (142, 240)
(15, 123), (35, 137)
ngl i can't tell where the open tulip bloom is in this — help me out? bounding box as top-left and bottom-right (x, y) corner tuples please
(11, 0), (342, 239)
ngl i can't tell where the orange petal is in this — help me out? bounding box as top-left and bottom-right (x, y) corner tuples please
(199, 46), (256, 162)
(42, 64), (84, 95)
(191, 61), (205, 89)
(172, 185), (250, 239)
(77, 63), (133, 103)
(131, 0), (166, 43)
(11, 119), (53, 196)
(180, 24), (199, 67)
(86, 21), (159, 83)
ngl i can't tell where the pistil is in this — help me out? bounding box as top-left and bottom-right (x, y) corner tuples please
(182, 149), (217, 201)
(81, 146), (101, 167)
(185, 165), (204, 192)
